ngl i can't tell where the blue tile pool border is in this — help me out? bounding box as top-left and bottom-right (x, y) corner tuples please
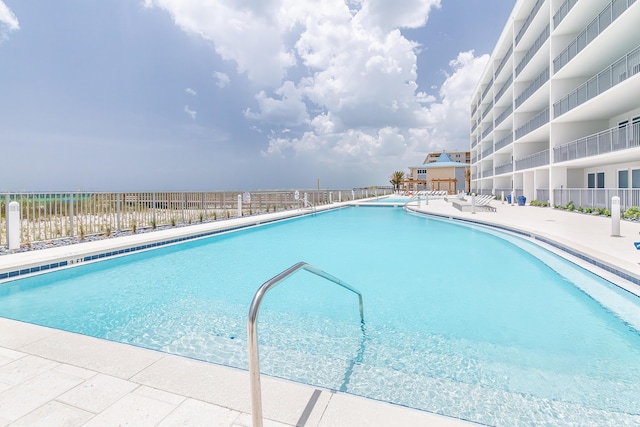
(408, 207), (640, 287)
(0, 213), (312, 282)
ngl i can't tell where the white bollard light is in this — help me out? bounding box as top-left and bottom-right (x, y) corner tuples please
(237, 194), (242, 217)
(8, 201), (20, 250)
(501, 191), (505, 204)
(611, 196), (620, 237)
(471, 193), (476, 214)
(304, 193), (308, 208)
(339, 191), (342, 202)
(511, 191), (515, 206)
(329, 192), (333, 203)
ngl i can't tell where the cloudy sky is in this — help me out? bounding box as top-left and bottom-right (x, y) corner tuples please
(0, 0), (513, 191)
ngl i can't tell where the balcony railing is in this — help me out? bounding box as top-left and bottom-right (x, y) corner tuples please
(554, 45), (640, 117)
(482, 78), (494, 101)
(553, 0), (636, 73)
(495, 133), (514, 151)
(482, 169), (494, 178)
(471, 104), (478, 117)
(515, 66), (549, 108)
(495, 105), (513, 127)
(553, 0), (579, 29)
(554, 121), (640, 162)
(516, 0), (545, 45)
(482, 123), (494, 139)
(482, 146), (494, 157)
(515, 107), (549, 140)
(495, 44), (513, 79)
(515, 149), (550, 170)
(536, 189), (550, 203)
(471, 155), (477, 164)
(495, 162), (513, 175)
(554, 188), (640, 211)
(471, 121), (478, 132)
(495, 74), (513, 103)
(472, 173), (479, 180)
(516, 24), (550, 77)
(481, 100), (494, 120)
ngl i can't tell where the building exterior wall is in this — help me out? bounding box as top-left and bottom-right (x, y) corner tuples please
(424, 150), (471, 164)
(470, 0), (640, 209)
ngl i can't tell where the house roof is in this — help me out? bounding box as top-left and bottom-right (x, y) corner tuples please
(409, 152), (468, 169)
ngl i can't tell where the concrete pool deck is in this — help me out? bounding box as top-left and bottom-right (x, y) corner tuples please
(0, 199), (639, 426)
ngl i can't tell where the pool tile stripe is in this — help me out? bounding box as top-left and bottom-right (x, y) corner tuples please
(0, 213), (311, 282)
(409, 207), (640, 287)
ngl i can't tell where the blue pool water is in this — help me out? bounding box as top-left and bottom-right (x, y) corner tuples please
(1, 207), (639, 426)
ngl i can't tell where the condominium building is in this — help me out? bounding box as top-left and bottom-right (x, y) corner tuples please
(470, 0), (640, 209)
(423, 150), (471, 165)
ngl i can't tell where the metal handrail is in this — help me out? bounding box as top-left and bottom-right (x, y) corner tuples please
(247, 262), (364, 427)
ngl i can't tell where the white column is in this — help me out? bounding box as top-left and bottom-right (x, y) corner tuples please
(8, 201), (20, 250)
(237, 194), (242, 217)
(611, 196), (620, 237)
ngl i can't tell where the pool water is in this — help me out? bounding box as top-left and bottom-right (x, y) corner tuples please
(1, 207), (639, 426)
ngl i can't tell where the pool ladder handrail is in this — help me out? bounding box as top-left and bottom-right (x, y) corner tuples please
(247, 261), (364, 427)
(403, 192), (425, 208)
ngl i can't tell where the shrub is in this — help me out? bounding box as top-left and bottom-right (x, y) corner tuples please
(566, 201), (575, 211)
(623, 206), (640, 220)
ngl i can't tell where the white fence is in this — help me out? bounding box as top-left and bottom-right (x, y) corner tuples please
(1, 189), (390, 246)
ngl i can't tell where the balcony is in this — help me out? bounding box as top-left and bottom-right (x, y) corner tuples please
(481, 100), (494, 120)
(495, 105), (513, 127)
(482, 123), (494, 139)
(482, 169), (494, 178)
(495, 133), (514, 151)
(495, 45), (513, 79)
(482, 146), (494, 158)
(495, 162), (513, 175)
(515, 149), (550, 170)
(554, 45), (640, 117)
(516, 24), (550, 77)
(515, 66), (549, 108)
(515, 107), (549, 140)
(481, 78), (494, 101)
(553, 0), (636, 73)
(495, 74), (513, 103)
(516, 0), (545, 45)
(553, 121), (640, 162)
(553, 0), (579, 29)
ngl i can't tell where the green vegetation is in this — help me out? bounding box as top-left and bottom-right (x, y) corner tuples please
(623, 206), (640, 220)
(529, 200), (549, 207)
(389, 171), (405, 192)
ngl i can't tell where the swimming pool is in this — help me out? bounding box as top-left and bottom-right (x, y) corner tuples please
(1, 207), (639, 426)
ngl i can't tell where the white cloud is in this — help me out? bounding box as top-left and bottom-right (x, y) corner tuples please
(185, 87), (197, 96)
(184, 105), (197, 120)
(0, 1), (19, 40)
(244, 81), (309, 126)
(213, 71), (230, 88)
(146, 1), (483, 181)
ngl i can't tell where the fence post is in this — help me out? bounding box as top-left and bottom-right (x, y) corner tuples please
(4, 194), (9, 246)
(69, 193), (75, 238)
(117, 193), (121, 231)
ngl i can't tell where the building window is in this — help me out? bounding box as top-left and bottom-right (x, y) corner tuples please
(587, 173), (595, 188)
(597, 172), (605, 188)
(619, 170), (629, 188)
(632, 169), (640, 188)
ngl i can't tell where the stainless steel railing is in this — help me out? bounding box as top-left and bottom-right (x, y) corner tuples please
(247, 262), (364, 427)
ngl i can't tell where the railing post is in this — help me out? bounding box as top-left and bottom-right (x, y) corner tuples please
(117, 193), (121, 231)
(69, 193), (75, 238)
